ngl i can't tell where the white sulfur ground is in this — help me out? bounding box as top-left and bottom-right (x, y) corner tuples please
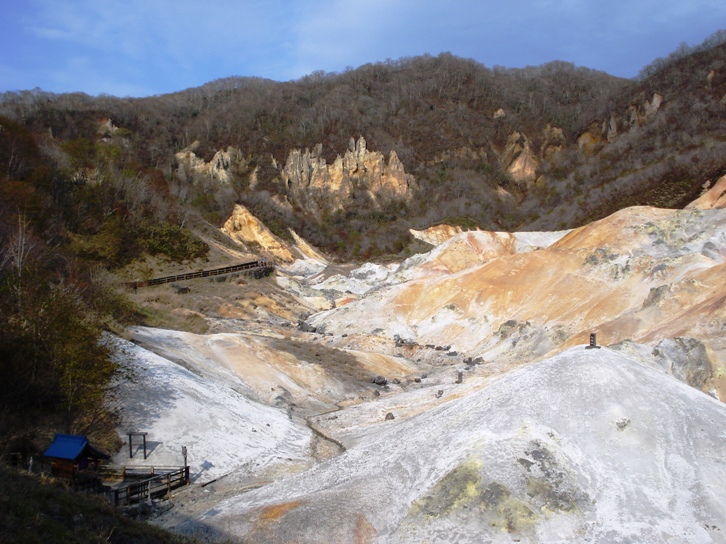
(109, 336), (312, 485)
(174, 346), (726, 543)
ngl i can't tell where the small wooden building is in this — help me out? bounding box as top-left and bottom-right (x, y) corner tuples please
(43, 434), (110, 480)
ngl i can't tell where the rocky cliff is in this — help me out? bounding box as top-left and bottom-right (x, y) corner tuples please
(220, 203), (295, 262)
(496, 124), (565, 185)
(281, 136), (416, 216)
(577, 91), (664, 151)
(174, 136), (416, 218)
(175, 141), (247, 185)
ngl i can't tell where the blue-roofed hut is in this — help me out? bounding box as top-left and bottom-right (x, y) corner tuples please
(43, 434), (110, 479)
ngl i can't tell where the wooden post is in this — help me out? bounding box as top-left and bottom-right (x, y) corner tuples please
(128, 432), (149, 459)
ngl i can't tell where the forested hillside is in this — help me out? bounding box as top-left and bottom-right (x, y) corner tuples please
(1, 34), (724, 262)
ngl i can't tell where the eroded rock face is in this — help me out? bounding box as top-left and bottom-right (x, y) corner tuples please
(578, 92), (664, 151)
(97, 118), (119, 138)
(687, 174), (726, 210)
(410, 225), (466, 246)
(610, 337), (718, 397)
(221, 204), (295, 263)
(541, 124), (565, 158)
(282, 136), (415, 215)
(175, 141), (246, 184)
(500, 126), (564, 184)
(501, 132), (538, 183)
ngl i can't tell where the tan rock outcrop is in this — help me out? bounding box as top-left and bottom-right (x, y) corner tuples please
(282, 136), (415, 214)
(507, 140), (538, 182)
(410, 225), (466, 246)
(606, 114), (619, 142)
(500, 126), (563, 183)
(541, 124), (565, 158)
(686, 174), (726, 209)
(500, 132), (539, 183)
(577, 122), (603, 152)
(221, 204), (295, 263)
(175, 141), (246, 184)
(643, 92), (663, 118)
(97, 118), (119, 137)
(582, 92), (664, 150)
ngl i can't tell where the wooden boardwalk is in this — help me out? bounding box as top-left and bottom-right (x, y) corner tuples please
(125, 259), (274, 289)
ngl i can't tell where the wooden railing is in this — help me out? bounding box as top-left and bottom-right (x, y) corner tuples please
(99, 464), (182, 481)
(107, 466), (190, 506)
(124, 259), (274, 289)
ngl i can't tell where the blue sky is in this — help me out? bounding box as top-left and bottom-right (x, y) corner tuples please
(1, 0), (725, 98)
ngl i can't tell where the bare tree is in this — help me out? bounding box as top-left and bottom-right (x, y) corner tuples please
(3, 214), (36, 291)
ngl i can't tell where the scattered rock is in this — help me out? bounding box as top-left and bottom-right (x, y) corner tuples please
(297, 321), (317, 333)
(394, 334), (417, 347)
(371, 375), (388, 386)
(498, 319), (519, 338)
(171, 283), (191, 294)
(385, 412), (395, 421)
(615, 417), (631, 431)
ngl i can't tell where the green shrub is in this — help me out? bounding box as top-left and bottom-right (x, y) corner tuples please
(139, 224), (209, 262)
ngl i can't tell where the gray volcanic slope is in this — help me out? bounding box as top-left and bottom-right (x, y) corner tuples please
(179, 347), (726, 543)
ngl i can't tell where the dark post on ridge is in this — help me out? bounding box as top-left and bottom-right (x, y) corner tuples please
(586, 333), (601, 349)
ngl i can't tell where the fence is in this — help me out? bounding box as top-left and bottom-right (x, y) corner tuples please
(124, 260), (274, 289)
(106, 466), (190, 506)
